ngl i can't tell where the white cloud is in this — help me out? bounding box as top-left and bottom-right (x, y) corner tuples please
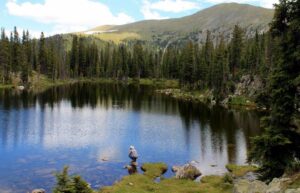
(6, 0), (135, 34)
(260, 0), (278, 8)
(141, 0), (200, 20)
(141, 0), (168, 20)
(150, 0), (200, 13)
(204, 0), (278, 9)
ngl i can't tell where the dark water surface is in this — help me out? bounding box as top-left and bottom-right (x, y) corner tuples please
(0, 83), (262, 193)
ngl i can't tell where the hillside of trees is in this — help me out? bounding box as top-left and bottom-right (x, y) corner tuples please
(0, 24), (274, 102)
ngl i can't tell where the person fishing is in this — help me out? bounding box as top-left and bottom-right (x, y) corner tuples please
(128, 145), (138, 162)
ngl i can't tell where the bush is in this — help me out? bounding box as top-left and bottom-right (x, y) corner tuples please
(223, 173), (233, 184)
(53, 166), (93, 193)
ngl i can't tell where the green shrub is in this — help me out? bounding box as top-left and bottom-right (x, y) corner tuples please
(53, 166), (94, 193)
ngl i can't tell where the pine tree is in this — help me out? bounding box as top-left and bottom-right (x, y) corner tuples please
(180, 41), (195, 86)
(20, 30), (30, 83)
(212, 35), (227, 101)
(12, 26), (22, 73)
(0, 28), (10, 83)
(48, 41), (57, 80)
(229, 25), (243, 79)
(38, 32), (48, 77)
(70, 36), (79, 78)
(204, 30), (214, 87)
(249, 0), (300, 181)
(78, 37), (86, 77)
(118, 44), (129, 79)
(72, 176), (93, 193)
(132, 42), (143, 79)
(90, 43), (100, 78)
(53, 167), (93, 193)
(53, 166), (74, 193)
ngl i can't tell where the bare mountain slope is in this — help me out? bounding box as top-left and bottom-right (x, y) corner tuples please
(87, 3), (274, 45)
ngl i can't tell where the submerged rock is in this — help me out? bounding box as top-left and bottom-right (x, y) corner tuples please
(17, 85), (25, 90)
(31, 189), (45, 193)
(172, 162), (202, 180)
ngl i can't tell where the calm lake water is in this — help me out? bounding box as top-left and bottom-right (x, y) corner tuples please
(0, 83), (262, 193)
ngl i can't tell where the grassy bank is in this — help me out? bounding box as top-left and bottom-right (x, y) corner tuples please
(156, 88), (258, 108)
(99, 163), (233, 193)
(0, 84), (13, 89)
(0, 75), (179, 91)
(225, 164), (258, 177)
(156, 89), (213, 103)
(227, 96), (257, 108)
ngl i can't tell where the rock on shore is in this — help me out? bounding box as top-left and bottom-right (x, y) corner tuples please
(172, 162), (202, 180)
(234, 177), (300, 193)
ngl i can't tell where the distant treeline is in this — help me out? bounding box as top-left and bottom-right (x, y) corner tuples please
(0, 26), (272, 95)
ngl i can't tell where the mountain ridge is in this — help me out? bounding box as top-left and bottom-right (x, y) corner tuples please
(84, 3), (274, 45)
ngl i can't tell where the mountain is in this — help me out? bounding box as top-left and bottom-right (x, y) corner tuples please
(83, 3), (274, 45)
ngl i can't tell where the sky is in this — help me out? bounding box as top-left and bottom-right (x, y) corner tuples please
(0, 0), (278, 37)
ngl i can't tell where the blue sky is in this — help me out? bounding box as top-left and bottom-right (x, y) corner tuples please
(0, 0), (277, 37)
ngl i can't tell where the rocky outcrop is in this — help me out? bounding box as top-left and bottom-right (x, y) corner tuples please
(285, 188), (300, 193)
(235, 75), (264, 97)
(234, 177), (299, 193)
(266, 178), (292, 193)
(234, 179), (268, 193)
(172, 162), (202, 180)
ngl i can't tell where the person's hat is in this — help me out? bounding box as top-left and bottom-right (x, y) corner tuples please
(130, 145), (135, 149)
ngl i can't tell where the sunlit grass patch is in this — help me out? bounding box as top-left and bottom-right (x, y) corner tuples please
(93, 32), (141, 44)
(141, 162), (168, 178)
(226, 164), (258, 177)
(228, 96), (256, 107)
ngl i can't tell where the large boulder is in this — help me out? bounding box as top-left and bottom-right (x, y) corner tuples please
(233, 176), (298, 193)
(32, 189), (45, 193)
(172, 162), (201, 180)
(124, 161), (138, 175)
(234, 179), (268, 193)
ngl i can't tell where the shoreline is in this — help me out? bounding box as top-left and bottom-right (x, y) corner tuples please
(0, 78), (179, 90)
(156, 88), (262, 110)
(99, 162), (299, 193)
(0, 77), (264, 111)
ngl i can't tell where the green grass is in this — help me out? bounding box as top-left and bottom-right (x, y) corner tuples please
(0, 75), (179, 92)
(226, 164), (258, 177)
(141, 163), (168, 178)
(0, 84), (13, 89)
(99, 163), (233, 193)
(137, 79), (179, 88)
(228, 96), (256, 107)
(88, 32), (140, 44)
(100, 175), (233, 193)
